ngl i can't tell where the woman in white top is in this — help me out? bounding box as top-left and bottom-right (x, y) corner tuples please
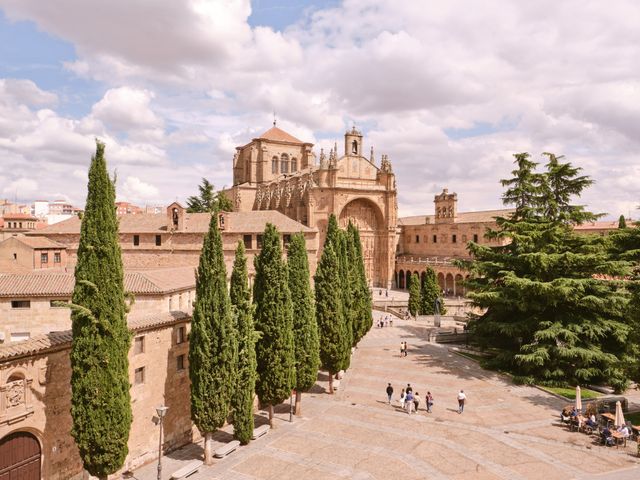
(457, 390), (467, 413)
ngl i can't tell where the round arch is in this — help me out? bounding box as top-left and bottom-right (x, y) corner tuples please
(455, 273), (464, 297)
(398, 270), (405, 289)
(445, 273), (454, 295)
(437, 272), (445, 291)
(0, 430), (41, 479)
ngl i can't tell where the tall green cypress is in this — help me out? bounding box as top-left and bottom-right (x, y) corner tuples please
(189, 213), (237, 463)
(69, 141), (132, 479)
(350, 224), (373, 340)
(253, 223), (295, 427)
(420, 267), (440, 315)
(336, 230), (354, 357)
(315, 241), (350, 393)
(618, 215), (627, 229)
(407, 272), (421, 317)
(230, 241), (256, 444)
(287, 233), (320, 415)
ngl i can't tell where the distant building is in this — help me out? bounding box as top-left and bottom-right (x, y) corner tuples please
(0, 236), (68, 273)
(0, 213), (44, 241)
(116, 201), (143, 216)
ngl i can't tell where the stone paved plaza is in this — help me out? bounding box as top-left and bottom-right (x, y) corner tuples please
(133, 311), (640, 480)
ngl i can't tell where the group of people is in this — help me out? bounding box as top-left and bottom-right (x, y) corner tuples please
(385, 383), (467, 415)
(377, 316), (393, 328)
(561, 406), (633, 446)
(399, 341), (408, 357)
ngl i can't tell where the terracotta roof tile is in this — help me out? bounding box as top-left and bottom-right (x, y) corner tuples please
(258, 126), (304, 144)
(8, 236), (66, 249)
(0, 311), (190, 361)
(0, 267), (196, 297)
(399, 209), (513, 226)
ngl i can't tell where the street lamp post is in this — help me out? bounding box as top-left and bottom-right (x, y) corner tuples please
(156, 405), (168, 480)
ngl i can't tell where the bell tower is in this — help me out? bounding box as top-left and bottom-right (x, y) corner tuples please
(434, 188), (457, 223)
(344, 126), (363, 157)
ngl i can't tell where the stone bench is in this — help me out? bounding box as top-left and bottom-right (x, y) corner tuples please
(214, 440), (240, 458)
(170, 460), (203, 479)
(251, 424), (270, 440)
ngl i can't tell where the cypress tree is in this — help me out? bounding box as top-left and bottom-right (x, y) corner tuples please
(253, 223), (295, 428)
(287, 233), (320, 415)
(336, 229), (354, 356)
(420, 267), (440, 315)
(189, 213), (237, 463)
(69, 141), (132, 479)
(230, 241), (256, 444)
(618, 215), (627, 229)
(461, 152), (633, 390)
(350, 224), (373, 341)
(407, 273), (421, 317)
(315, 241), (350, 393)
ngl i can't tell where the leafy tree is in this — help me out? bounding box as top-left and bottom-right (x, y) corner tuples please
(419, 267), (440, 315)
(186, 177), (233, 212)
(230, 241), (257, 444)
(315, 241), (350, 393)
(336, 229), (354, 353)
(189, 214), (237, 463)
(287, 233), (320, 415)
(618, 215), (627, 229)
(347, 222), (372, 343)
(407, 272), (421, 317)
(253, 223), (295, 427)
(461, 152), (633, 391)
(69, 141), (132, 479)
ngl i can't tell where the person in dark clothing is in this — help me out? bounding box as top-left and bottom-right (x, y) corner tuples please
(386, 383), (394, 404)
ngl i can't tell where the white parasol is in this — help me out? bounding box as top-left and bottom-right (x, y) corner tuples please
(614, 400), (626, 428)
(575, 386), (582, 412)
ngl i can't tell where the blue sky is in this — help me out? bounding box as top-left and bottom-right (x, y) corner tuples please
(0, 1), (638, 218)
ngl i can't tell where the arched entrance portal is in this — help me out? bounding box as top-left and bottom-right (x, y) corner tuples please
(339, 198), (384, 287)
(0, 431), (41, 479)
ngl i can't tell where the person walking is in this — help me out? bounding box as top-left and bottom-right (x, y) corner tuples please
(400, 341), (405, 357)
(403, 341), (408, 357)
(405, 390), (414, 414)
(406, 383), (413, 395)
(386, 383), (394, 404)
(413, 392), (421, 412)
(399, 389), (406, 409)
(426, 391), (434, 413)
(457, 390), (467, 414)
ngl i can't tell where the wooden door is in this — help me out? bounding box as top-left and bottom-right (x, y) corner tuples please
(0, 431), (41, 480)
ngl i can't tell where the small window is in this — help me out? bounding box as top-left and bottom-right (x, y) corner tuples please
(134, 336), (145, 355)
(272, 157), (278, 174)
(134, 367), (145, 385)
(243, 234), (252, 250)
(54, 252), (61, 263)
(177, 354), (186, 371)
(452, 234), (457, 243)
(10, 332), (30, 342)
(415, 235), (419, 243)
(41, 252), (48, 263)
(473, 234), (479, 243)
(133, 235), (140, 246)
(11, 300), (30, 309)
(432, 235), (437, 244)
(283, 234), (291, 247)
(155, 235), (161, 246)
(176, 325), (186, 344)
(291, 158), (297, 172)
(257, 234), (263, 249)
(50, 300), (69, 308)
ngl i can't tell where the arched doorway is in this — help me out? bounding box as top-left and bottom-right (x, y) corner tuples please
(437, 272), (445, 292)
(339, 198), (384, 286)
(455, 274), (464, 297)
(0, 431), (41, 479)
(445, 273), (454, 296)
(398, 270), (405, 289)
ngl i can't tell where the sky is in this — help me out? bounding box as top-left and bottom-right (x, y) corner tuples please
(0, 0), (639, 219)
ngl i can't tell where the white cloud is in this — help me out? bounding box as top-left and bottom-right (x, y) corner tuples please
(121, 176), (160, 203)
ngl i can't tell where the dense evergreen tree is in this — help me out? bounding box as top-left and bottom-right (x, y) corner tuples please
(407, 273), (421, 317)
(189, 214), (237, 463)
(315, 241), (350, 393)
(461, 152), (634, 391)
(253, 223), (295, 427)
(69, 141), (132, 479)
(230, 241), (256, 444)
(618, 215), (627, 229)
(287, 233), (320, 415)
(419, 267), (440, 315)
(347, 222), (373, 343)
(186, 177), (233, 212)
(336, 229), (354, 354)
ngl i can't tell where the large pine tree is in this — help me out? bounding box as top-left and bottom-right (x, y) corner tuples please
(462, 152), (633, 390)
(253, 223), (295, 427)
(407, 272), (421, 317)
(230, 241), (257, 444)
(189, 213), (237, 463)
(69, 141), (132, 479)
(287, 233), (320, 415)
(315, 240), (350, 393)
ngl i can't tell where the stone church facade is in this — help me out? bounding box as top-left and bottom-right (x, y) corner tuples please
(224, 125), (398, 288)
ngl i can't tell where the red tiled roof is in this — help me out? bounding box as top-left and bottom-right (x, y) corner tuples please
(573, 221), (619, 230)
(2, 213), (38, 220)
(0, 311), (190, 361)
(257, 126), (304, 144)
(399, 209), (513, 226)
(7, 236), (66, 249)
(0, 267), (196, 297)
